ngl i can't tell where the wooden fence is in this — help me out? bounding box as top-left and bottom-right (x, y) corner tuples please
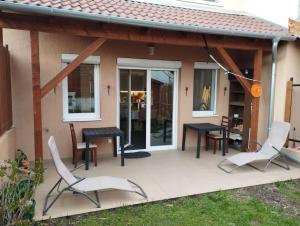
(0, 46), (12, 136)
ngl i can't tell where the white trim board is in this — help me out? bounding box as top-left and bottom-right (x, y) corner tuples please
(62, 54), (101, 64)
(117, 58), (182, 69)
(194, 62), (220, 69)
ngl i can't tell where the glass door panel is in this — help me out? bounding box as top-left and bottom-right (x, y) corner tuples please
(119, 69), (147, 150)
(150, 70), (174, 146)
(119, 69), (130, 145)
(130, 70), (147, 150)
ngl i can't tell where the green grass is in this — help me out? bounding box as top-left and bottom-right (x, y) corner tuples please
(275, 180), (300, 203)
(46, 192), (300, 226)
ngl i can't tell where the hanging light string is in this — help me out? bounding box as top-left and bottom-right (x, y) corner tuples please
(202, 35), (262, 83)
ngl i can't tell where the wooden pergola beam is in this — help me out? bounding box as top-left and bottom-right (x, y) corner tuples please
(0, 12), (272, 51)
(215, 47), (252, 95)
(41, 38), (106, 97)
(30, 31), (43, 165)
(249, 49), (263, 151)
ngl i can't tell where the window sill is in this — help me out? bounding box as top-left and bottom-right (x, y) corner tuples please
(192, 115), (219, 118)
(192, 111), (219, 118)
(63, 118), (102, 122)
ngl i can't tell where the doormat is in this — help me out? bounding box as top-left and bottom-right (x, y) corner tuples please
(124, 151), (151, 159)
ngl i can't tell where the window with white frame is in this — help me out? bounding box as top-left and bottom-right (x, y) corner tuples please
(62, 54), (100, 121)
(192, 63), (218, 117)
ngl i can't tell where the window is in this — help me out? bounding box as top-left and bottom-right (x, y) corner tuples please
(192, 63), (218, 117)
(62, 54), (100, 121)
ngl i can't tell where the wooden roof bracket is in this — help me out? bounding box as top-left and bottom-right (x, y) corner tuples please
(41, 37), (107, 98)
(215, 47), (252, 96)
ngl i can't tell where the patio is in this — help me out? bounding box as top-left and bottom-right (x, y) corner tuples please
(35, 147), (300, 220)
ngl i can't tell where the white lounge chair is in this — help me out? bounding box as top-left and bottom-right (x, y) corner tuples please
(218, 121), (291, 173)
(43, 136), (147, 215)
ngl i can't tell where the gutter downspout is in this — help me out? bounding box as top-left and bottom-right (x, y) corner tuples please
(268, 37), (280, 135)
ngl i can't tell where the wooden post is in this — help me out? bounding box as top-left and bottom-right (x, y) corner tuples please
(30, 31), (43, 166)
(284, 77), (293, 123)
(249, 49), (262, 151)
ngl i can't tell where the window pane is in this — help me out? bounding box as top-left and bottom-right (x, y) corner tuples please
(67, 64), (95, 113)
(193, 69), (215, 111)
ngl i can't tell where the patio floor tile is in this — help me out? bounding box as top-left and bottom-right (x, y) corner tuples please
(34, 148), (300, 220)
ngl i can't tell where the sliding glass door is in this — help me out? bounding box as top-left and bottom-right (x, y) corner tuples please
(119, 67), (177, 151)
(150, 70), (174, 147)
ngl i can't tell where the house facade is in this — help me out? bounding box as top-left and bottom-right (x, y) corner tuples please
(228, 0), (300, 144)
(0, 0), (294, 162)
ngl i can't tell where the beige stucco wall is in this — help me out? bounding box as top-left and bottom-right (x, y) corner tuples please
(0, 128), (16, 160)
(4, 28), (277, 161)
(251, 41), (300, 144)
(255, 43), (300, 144)
(257, 53), (272, 143)
(4, 29), (231, 161)
(274, 40), (300, 140)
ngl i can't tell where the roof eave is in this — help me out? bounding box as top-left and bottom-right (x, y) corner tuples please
(0, 1), (296, 41)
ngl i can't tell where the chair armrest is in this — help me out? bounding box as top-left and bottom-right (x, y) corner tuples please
(66, 177), (86, 190)
(70, 164), (85, 172)
(272, 146), (282, 154)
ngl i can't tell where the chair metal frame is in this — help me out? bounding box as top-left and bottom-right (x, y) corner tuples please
(43, 164), (148, 215)
(218, 142), (290, 173)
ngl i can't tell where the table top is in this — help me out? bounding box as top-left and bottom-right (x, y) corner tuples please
(82, 127), (124, 137)
(184, 123), (225, 131)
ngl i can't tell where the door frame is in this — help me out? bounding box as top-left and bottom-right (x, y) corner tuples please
(116, 61), (180, 153)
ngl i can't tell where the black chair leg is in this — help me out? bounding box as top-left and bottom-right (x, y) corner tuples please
(206, 137), (209, 151)
(213, 141), (217, 154)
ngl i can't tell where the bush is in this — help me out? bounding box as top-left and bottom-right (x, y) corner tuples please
(0, 160), (43, 226)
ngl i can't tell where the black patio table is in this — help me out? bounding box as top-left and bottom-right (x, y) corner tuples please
(182, 123), (226, 158)
(82, 127), (125, 170)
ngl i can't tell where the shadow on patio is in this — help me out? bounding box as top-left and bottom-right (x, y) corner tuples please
(35, 148), (300, 220)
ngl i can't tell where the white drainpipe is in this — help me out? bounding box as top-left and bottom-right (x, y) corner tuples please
(268, 37), (280, 135)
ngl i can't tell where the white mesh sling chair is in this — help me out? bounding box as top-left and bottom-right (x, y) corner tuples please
(218, 121), (291, 173)
(43, 136), (147, 215)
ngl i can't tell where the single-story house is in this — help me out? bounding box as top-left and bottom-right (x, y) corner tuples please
(0, 0), (295, 163)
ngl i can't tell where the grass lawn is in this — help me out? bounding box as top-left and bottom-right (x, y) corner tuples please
(42, 188), (300, 226)
(275, 180), (300, 203)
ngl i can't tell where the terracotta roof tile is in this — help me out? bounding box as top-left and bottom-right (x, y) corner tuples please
(0, 0), (293, 40)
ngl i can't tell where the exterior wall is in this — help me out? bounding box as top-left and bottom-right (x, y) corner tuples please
(222, 0), (300, 142)
(258, 53), (272, 143)
(255, 45), (296, 144)
(4, 29), (231, 161)
(274, 40), (300, 139)
(0, 128), (16, 160)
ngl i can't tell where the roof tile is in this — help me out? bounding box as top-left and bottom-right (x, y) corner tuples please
(1, 0), (293, 39)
